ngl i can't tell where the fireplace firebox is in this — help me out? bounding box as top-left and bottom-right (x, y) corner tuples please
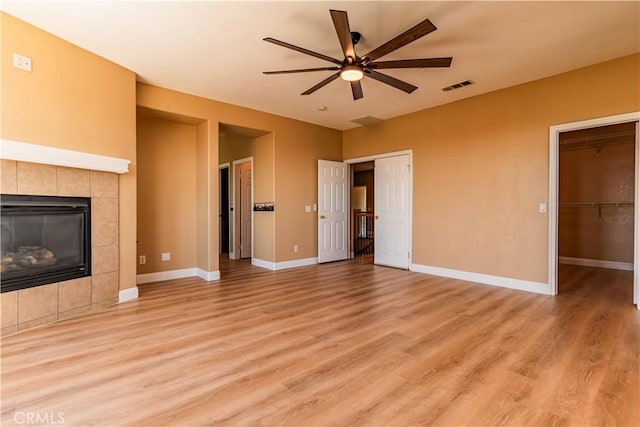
(1, 194), (91, 293)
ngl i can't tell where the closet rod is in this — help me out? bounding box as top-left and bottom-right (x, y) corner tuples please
(559, 130), (635, 145)
(559, 130), (635, 152)
(559, 202), (634, 207)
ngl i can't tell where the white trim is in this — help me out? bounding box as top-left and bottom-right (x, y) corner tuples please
(635, 121), (640, 307)
(275, 257), (318, 270)
(0, 139), (130, 174)
(136, 268), (220, 284)
(410, 263), (552, 295)
(252, 258), (275, 270)
(559, 257), (634, 271)
(136, 268), (196, 284)
(344, 149), (413, 165)
(252, 257), (318, 271)
(196, 268), (220, 281)
(118, 287), (139, 303)
(548, 112), (639, 308)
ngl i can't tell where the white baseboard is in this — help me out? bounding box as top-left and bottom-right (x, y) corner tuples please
(558, 256), (634, 271)
(251, 258), (275, 270)
(252, 257), (318, 271)
(137, 267), (221, 284)
(118, 286), (139, 303)
(410, 263), (552, 295)
(136, 268), (196, 284)
(196, 269), (220, 281)
(275, 257), (318, 270)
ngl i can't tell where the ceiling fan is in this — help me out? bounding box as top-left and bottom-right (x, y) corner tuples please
(263, 9), (453, 100)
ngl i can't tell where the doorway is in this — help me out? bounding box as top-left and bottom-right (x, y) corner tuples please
(549, 113), (639, 308)
(344, 150), (413, 270)
(219, 164), (230, 254)
(352, 161), (375, 258)
(235, 159), (253, 259)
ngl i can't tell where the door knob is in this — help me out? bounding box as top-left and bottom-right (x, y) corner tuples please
(320, 215), (326, 219)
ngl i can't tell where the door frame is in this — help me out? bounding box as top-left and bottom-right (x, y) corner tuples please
(548, 112), (639, 308)
(345, 150), (413, 265)
(231, 157), (254, 260)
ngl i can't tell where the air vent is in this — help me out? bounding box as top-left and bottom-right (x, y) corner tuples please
(350, 115), (383, 126)
(442, 80), (474, 92)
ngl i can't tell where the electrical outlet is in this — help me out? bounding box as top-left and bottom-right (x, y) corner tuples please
(161, 252), (171, 261)
(539, 203), (547, 213)
(305, 205), (311, 213)
(13, 53), (32, 72)
(293, 245), (299, 253)
(139, 255), (146, 265)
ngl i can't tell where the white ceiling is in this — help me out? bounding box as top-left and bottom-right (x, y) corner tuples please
(3, 1), (639, 130)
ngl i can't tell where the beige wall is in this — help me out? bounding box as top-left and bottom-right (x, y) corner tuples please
(343, 54), (640, 284)
(136, 115), (197, 273)
(1, 13), (137, 291)
(559, 125), (635, 263)
(136, 83), (342, 268)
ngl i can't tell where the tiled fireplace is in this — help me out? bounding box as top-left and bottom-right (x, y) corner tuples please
(1, 160), (120, 336)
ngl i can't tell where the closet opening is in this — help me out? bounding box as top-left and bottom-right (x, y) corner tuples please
(557, 121), (637, 302)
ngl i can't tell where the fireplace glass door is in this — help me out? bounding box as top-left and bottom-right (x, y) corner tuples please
(1, 195), (91, 292)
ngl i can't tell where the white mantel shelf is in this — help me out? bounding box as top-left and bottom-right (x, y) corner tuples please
(0, 139), (130, 174)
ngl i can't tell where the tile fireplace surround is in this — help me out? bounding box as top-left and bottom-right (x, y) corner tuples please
(1, 159), (120, 336)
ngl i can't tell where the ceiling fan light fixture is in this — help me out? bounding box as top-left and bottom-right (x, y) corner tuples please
(340, 65), (364, 81)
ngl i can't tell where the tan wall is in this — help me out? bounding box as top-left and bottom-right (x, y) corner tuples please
(136, 83), (342, 267)
(136, 115), (197, 273)
(195, 121), (210, 271)
(1, 13), (137, 291)
(343, 54), (640, 284)
(559, 129), (635, 263)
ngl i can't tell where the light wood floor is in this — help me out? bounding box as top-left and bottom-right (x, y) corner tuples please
(1, 258), (638, 426)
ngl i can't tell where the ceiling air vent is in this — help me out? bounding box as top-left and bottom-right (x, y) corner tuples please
(350, 115), (383, 126)
(442, 80), (474, 92)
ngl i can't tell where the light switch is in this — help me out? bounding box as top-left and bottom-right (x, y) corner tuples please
(305, 205), (311, 213)
(539, 203), (547, 213)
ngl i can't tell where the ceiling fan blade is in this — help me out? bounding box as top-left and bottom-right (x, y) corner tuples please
(330, 9), (356, 61)
(301, 72), (341, 95)
(264, 66), (340, 75)
(365, 69), (418, 94)
(264, 37), (342, 65)
(364, 18), (437, 62)
(371, 57), (452, 69)
(350, 81), (364, 100)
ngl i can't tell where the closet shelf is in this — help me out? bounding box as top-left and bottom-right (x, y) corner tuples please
(559, 202), (634, 208)
(559, 130), (635, 152)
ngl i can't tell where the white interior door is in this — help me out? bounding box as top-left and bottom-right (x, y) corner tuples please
(318, 160), (348, 263)
(240, 162), (252, 259)
(375, 155), (411, 269)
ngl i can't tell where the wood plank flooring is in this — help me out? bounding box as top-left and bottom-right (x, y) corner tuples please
(1, 258), (638, 426)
